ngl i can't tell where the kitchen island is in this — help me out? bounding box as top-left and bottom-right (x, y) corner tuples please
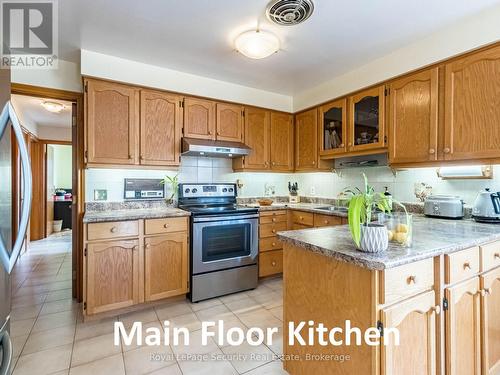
(277, 217), (500, 375)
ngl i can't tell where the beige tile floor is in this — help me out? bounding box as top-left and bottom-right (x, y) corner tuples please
(10, 233), (288, 375)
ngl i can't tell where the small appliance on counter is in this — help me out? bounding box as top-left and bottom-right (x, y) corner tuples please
(424, 195), (464, 219)
(124, 178), (164, 200)
(288, 182), (299, 203)
(472, 188), (500, 223)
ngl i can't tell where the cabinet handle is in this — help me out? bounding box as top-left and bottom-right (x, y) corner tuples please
(348, 142), (352, 147)
(324, 220), (329, 224)
(484, 288), (492, 295)
(217, 131), (220, 136)
(429, 149), (435, 154)
(264, 161), (268, 166)
(272, 218), (276, 222)
(208, 130), (212, 135)
(163, 223), (169, 228)
(271, 261), (277, 267)
(443, 148), (451, 154)
(132, 245), (138, 251)
(140, 155), (144, 160)
(272, 242), (276, 247)
(407, 275), (417, 284)
(312, 160), (316, 165)
(110, 227), (117, 233)
(272, 229), (276, 234)
(431, 305), (441, 315)
(299, 216), (304, 220)
(128, 154), (132, 159)
(339, 143), (345, 148)
(463, 262), (471, 270)
(272, 162), (276, 166)
(145, 244), (151, 249)
(494, 253), (500, 259)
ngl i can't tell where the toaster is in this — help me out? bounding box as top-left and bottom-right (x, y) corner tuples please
(424, 195), (464, 219)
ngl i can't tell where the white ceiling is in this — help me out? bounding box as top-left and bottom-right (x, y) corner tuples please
(11, 95), (72, 128)
(59, 0), (500, 95)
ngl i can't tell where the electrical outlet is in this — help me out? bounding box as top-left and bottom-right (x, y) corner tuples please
(310, 186), (316, 196)
(94, 189), (107, 201)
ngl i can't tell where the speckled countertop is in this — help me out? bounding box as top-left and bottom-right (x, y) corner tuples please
(239, 203), (348, 217)
(277, 216), (500, 270)
(83, 207), (190, 223)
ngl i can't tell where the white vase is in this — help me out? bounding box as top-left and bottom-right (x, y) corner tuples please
(358, 224), (389, 253)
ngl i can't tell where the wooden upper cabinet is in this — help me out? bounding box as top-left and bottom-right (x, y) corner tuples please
(270, 112), (294, 171)
(183, 97), (216, 140)
(86, 79), (138, 165)
(144, 232), (188, 302)
(216, 103), (243, 142)
(381, 290), (439, 375)
(389, 68), (439, 165)
(444, 45), (500, 161)
(238, 107), (270, 170)
(348, 85), (386, 152)
(445, 277), (482, 375)
(319, 98), (347, 156)
(295, 108), (318, 170)
(140, 90), (182, 166)
(86, 239), (139, 315)
(480, 266), (500, 375)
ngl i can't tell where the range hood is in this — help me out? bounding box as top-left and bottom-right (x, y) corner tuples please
(181, 137), (251, 158)
(334, 153), (388, 169)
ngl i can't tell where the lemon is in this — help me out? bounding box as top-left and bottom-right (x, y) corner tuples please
(394, 232), (408, 244)
(396, 224), (409, 233)
(387, 230), (394, 241)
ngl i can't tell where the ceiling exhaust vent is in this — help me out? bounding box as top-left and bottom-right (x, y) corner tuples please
(266, 0), (314, 26)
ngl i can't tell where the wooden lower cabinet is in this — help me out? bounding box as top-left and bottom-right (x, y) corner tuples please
(144, 232), (188, 301)
(445, 277), (482, 375)
(381, 290), (439, 375)
(481, 266), (500, 375)
(86, 239), (140, 315)
(259, 250), (283, 277)
(84, 218), (189, 316)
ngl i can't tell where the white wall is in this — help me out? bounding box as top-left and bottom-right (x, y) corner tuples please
(293, 4), (500, 111)
(11, 60), (82, 93)
(37, 125), (72, 142)
(52, 144), (72, 188)
(80, 50), (293, 112)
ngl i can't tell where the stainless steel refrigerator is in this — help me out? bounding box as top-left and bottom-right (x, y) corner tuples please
(0, 70), (32, 375)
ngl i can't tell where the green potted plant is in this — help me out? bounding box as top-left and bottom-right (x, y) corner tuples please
(161, 174), (179, 205)
(345, 174), (409, 253)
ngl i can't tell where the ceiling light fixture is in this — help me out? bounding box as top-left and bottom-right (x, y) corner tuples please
(234, 30), (280, 59)
(41, 100), (65, 113)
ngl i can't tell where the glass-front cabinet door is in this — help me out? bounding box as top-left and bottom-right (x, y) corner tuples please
(319, 98), (347, 156)
(348, 85), (386, 151)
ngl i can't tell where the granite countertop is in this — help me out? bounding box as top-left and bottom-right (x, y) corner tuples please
(277, 216), (500, 270)
(239, 202), (348, 217)
(83, 207), (190, 223)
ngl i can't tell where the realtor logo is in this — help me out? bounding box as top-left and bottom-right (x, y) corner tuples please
(1, 0), (58, 68)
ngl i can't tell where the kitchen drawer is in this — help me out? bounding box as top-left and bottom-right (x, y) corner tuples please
(291, 210), (314, 226)
(292, 223), (312, 230)
(381, 258), (435, 305)
(260, 222), (287, 238)
(259, 236), (282, 252)
(260, 213), (287, 224)
(87, 220), (139, 241)
(445, 246), (480, 285)
(260, 210), (287, 217)
(259, 250), (283, 277)
(480, 241), (500, 272)
(145, 217), (188, 235)
(313, 214), (343, 227)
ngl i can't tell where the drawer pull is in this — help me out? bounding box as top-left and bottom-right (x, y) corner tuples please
(271, 261), (277, 267)
(272, 218), (276, 222)
(272, 229), (276, 233)
(110, 227), (117, 233)
(484, 288), (492, 295)
(407, 275), (417, 284)
(432, 305), (441, 315)
(272, 242), (276, 247)
(463, 262), (471, 270)
(429, 148), (436, 154)
(299, 216), (304, 220)
(163, 223), (169, 228)
(494, 253), (500, 259)
(145, 244), (151, 249)
(324, 220), (329, 224)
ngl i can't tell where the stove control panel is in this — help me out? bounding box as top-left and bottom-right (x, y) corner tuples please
(179, 184), (236, 198)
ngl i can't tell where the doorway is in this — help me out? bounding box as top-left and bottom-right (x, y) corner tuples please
(10, 85), (84, 301)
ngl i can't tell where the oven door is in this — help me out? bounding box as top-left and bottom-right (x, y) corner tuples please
(192, 214), (258, 274)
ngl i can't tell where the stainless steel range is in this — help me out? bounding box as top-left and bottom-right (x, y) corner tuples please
(178, 183), (259, 302)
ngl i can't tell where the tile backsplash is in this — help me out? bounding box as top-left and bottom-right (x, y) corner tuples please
(85, 156), (500, 205)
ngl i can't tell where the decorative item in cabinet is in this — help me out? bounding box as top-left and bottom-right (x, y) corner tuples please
(319, 98), (347, 156)
(348, 85), (386, 152)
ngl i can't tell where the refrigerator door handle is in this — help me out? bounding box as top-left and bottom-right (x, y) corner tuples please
(0, 102), (32, 274)
(0, 320), (12, 375)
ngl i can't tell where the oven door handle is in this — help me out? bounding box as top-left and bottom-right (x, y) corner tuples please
(193, 213), (259, 222)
